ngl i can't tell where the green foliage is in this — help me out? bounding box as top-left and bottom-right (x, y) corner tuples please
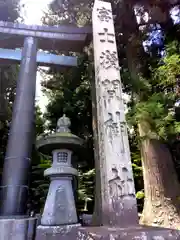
(40, 55), (95, 212)
(136, 190), (145, 200)
(129, 132), (144, 211)
(35, 105), (46, 136)
(28, 106), (49, 213)
(156, 55), (180, 87)
(29, 156), (51, 213)
(44, 0), (92, 26)
(78, 168), (95, 212)
(0, 65), (19, 120)
(127, 41), (180, 141)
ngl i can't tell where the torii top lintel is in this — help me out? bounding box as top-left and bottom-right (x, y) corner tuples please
(0, 21), (92, 52)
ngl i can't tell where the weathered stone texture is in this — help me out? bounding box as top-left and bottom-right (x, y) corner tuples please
(92, 0), (138, 226)
(37, 116), (81, 228)
(40, 147), (79, 226)
(0, 217), (37, 240)
(35, 225), (180, 240)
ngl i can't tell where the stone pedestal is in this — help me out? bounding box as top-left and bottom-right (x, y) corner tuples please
(36, 225), (180, 240)
(36, 224), (80, 240)
(41, 149), (78, 226)
(0, 217), (37, 240)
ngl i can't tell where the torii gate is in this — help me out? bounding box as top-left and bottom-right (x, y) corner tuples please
(0, 21), (91, 119)
(0, 20), (91, 219)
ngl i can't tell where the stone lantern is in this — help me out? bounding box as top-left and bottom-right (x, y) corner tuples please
(36, 114), (83, 231)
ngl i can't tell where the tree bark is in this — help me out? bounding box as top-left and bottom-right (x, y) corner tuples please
(122, 0), (180, 228)
(139, 121), (180, 228)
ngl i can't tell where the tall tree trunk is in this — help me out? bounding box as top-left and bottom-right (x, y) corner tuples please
(139, 122), (180, 228)
(123, 0), (180, 228)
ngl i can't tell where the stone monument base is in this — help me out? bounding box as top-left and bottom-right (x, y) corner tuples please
(35, 223), (81, 240)
(0, 217), (37, 240)
(35, 225), (180, 240)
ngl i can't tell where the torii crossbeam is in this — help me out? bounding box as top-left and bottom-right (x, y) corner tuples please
(0, 21), (91, 51)
(0, 48), (77, 67)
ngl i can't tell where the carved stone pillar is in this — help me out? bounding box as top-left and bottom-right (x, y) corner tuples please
(92, 0), (138, 227)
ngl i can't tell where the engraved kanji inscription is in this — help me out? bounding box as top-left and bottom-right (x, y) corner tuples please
(120, 121), (127, 153)
(109, 167), (123, 197)
(98, 28), (115, 43)
(104, 111), (120, 139)
(100, 50), (119, 70)
(102, 78), (121, 104)
(109, 166), (135, 200)
(97, 7), (112, 22)
(120, 122), (127, 136)
(122, 167), (135, 196)
(96, 65), (100, 75)
(109, 167), (123, 212)
(55, 186), (67, 218)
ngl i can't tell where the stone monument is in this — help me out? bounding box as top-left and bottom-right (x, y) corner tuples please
(92, 0), (138, 227)
(35, 115), (83, 239)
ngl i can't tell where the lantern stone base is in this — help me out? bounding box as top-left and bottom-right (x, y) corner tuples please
(40, 177), (78, 226)
(35, 225), (180, 240)
(0, 217), (37, 240)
